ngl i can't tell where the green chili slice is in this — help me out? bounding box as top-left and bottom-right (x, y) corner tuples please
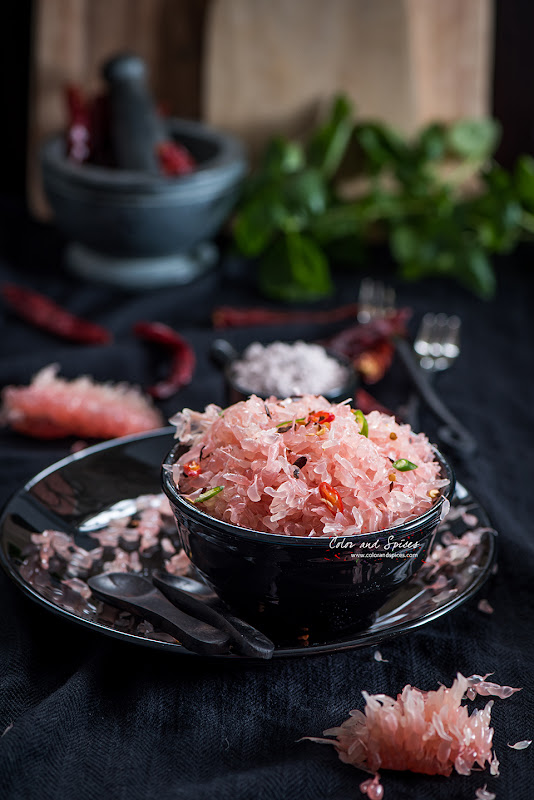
(276, 417), (306, 429)
(193, 486), (224, 503)
(352, 409), (368, 437)
(392, 459), (418, 471)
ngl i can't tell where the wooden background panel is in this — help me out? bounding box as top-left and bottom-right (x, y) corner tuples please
(406, 0), (494, 126)
(204, 0), (415, 158)
(152, 0), (210, 119)
(204, 0), (494, 159)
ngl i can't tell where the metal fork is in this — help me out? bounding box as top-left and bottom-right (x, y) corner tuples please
(357, 279), (476, 458)
(404, 312), (461, 433)
(414, 313), (461, 372)
(357, 277), (396, 323)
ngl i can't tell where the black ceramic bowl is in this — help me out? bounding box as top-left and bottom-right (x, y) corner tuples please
(41, 118), (247, 288)
(162, 444), (455, 645)
(210, 339), (358, 407)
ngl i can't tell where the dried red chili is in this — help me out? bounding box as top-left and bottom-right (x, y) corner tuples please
(133, 321), (195, 399)
(324, 310), (410, 384)
(2, 284), (112, 344)
(183, 460), (202, 477)
(356, 339), (395, 384)
(319, 482), (344, 515)
(212, 304), (360, 329)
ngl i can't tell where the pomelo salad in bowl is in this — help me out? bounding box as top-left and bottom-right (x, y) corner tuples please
(162, 394), (454, 644)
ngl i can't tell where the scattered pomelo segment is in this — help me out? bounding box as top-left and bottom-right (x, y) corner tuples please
(305, 673), (524, 795)
(1, 364), (164, 440)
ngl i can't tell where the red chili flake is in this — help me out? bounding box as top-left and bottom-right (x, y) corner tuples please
(319, 482), (344, 514)
(2, 283), (112, 344)
(183, 460), (202, 477)
(133, 321), (195, 399)
(307, 410), (335, 426)
(156, 141), (196, 176)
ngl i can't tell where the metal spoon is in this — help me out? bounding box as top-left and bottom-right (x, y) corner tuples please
(87, 572), (230, 656)
(152, 571), (275, 659)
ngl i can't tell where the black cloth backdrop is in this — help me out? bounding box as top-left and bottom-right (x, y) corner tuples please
(0, 201), (533, 800)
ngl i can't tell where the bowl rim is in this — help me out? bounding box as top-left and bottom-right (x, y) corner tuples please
(40, 117), (247, 192)
(161, 438), (456, 548)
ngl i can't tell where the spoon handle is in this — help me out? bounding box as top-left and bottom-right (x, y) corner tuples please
(152, 572), (275, 659)
(394, 337), (477, 458)
(87, 574), (230, 655)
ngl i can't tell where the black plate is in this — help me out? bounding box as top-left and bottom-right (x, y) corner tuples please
(0, 428), (497, 658)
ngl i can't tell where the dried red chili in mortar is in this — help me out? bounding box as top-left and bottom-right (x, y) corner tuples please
(2, 284), (112, 344)
(133, 321), (195, 399)
(156, 141), (196, 176)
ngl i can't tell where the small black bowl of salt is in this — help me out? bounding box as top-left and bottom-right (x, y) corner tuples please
(211, 339), (358, 405)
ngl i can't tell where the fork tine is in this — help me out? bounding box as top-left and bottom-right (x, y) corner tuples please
(414, 313), (435, 356)
(357, 278), (376, 323)
(373, 281), (385, 317)
(358, 277), (375, 304)
(358, 278), (397, 323)
(427, 313), (450, 358)
(441, 316), (461, 359)
(417, 313), (461, 371)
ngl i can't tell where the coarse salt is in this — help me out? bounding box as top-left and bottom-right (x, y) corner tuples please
(230, 340), (350, 398)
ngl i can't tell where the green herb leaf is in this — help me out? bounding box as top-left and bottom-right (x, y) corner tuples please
(447, 119), (500, 161)
(261, 136), (305, 174)
(309, 204), (363, 243)
(390, 225), (420, 265)
(233, 194), (282, 256)
(258, 232), (333, 302)
(307, 94), (354, 178)
(417, 122), (448, 162)
(355, 122), (408, 174)
(280, 168), (328, 226)
(457, 248), (497, 299)
(514, 155), (534, 214)
(232, 93), (523, 302)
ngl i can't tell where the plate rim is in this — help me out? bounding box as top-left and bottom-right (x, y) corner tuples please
(0, 429), (497, 659)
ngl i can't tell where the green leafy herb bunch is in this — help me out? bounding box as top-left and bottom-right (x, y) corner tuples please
(233, 95), (534, 301)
